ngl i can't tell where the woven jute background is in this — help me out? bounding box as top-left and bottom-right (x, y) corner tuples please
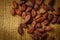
(0, 0), (60, 40)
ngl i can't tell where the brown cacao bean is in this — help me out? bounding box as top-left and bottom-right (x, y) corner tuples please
(48, 14), (53, 21)
(43, 13), (48, 20)
(27, 27), (35, 34)
(18, 25), (23, 35)
(31, 21), (36, 27)
(53, 10), (60, 16)
(15, 9), (22, 15)
(51, 16), (57, 24)
(10, 8), (16, 16)
(22, 12), (26, 19)
(42, 3), (48, 10)
(31, 9), (37, 18)
(13, 1), (19, 9)
(34, 4), (40, 11)
(23, 14), (31, 24)
(26, 6), (32, 12)
(35, 23), (42, 28)
(21, 4), (27, 11)
(26, 1), (33, 7)
(36, 0), (43, 5)
(43, 20), (49, 26)
(36, 28), (44, 33)
(34, 30), (42, 37)
(39, 8), (46, 14)
(44, 26), (53, 31)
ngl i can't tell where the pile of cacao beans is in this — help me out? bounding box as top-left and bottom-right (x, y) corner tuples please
(10, 0), (60, 40)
